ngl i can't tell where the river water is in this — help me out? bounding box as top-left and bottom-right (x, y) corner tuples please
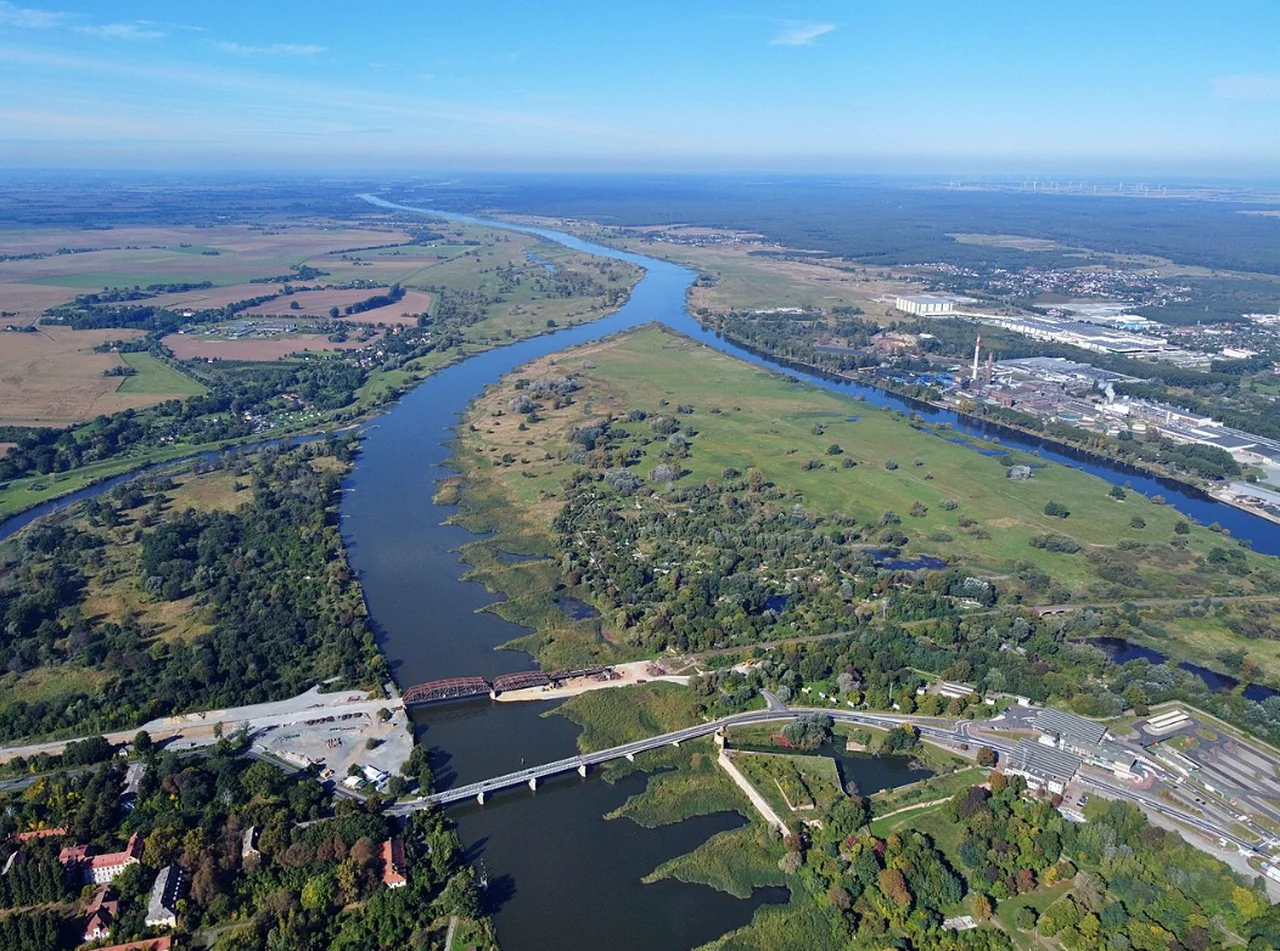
(4, 197), (1280, 950)
(339, 196), (1280, 949)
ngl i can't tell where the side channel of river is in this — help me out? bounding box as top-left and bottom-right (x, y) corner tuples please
(338, 195), (1280, 950)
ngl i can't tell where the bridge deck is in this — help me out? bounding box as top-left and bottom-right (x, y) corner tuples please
(408, 708), (1007, 809)
(402, 677), (491, 706)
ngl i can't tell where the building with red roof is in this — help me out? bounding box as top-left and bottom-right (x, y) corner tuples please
(380, 838), (407, 889)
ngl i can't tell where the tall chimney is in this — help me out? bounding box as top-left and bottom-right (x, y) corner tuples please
(972, 335), (981, 381)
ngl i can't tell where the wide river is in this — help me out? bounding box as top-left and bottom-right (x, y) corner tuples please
(340, 196), (1280, 949)
(1, 199), (1275, 949)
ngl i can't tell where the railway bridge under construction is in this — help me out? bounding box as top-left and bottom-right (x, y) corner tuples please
(399, 667), (614, 706)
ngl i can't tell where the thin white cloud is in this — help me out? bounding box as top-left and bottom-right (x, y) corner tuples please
(0, 1), (66, 28)
(215, 41), (326, 56)
(1214, 74), (1280, 100)
(0, 45), (641, 141)
(770, 20), (835, 46)
(77, 23), (166, 41)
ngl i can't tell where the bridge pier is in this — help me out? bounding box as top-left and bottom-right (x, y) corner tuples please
(578, 764), (588, 778)
(626, 752), (635, 762)
(476, 791), (485, 805)
(528, 776), (538, 791)
(671, 739), (681, 748)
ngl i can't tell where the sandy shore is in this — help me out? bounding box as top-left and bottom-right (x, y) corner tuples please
(493, 660), (692, 702)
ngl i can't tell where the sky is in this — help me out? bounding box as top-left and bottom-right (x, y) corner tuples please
(1, 0), (1279, 173)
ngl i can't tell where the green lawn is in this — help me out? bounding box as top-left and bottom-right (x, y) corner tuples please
(733, 751), (845, 815)
(118, 353), (207, 395)
(870, 765), (985, 817)
(994, 879), (1074, 951)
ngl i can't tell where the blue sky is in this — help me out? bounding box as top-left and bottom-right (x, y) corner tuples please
(1, 0), (1278, 172)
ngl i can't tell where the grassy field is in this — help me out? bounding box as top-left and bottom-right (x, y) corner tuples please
(448, 325), (1277, 646)
(733, 751), (844, 816)
(695, 885), (836, 951)
(552, 682), (704, 753)
(117, 352), (207, 395)
(0, 460), (264, 711)
(994, 880), (1074, 951)
(75, 467), (259, 646)
(1115, 601), (1280, 686)
(870, 765), (984, 817)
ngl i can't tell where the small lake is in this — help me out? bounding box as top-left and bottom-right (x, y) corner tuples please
(1087, 636), (1279, 701)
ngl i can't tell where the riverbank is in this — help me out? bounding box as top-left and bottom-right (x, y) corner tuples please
(493, 660), (692, 702)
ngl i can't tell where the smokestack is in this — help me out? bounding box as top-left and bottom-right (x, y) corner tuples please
(986, 351), (994, 385)
(972, 335), (981, 381)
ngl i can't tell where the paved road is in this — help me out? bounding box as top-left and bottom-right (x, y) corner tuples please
(392, 707), (1017, 812)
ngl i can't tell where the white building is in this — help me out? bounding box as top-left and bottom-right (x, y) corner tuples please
(895, 295), (956, 316)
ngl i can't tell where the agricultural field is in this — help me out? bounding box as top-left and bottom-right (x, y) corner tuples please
(116, 352), (207, 395)
(239, 287), (434, 323)
(0, 327), (198, 425)
(0, 221), (405, 424)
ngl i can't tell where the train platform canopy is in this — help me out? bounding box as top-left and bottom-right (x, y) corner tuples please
(1006, 739), (1081, 793)
(1034, 708), (1107, 749)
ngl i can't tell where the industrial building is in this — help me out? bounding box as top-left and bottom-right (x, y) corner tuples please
(997, 357), (1136, 388)
(895, 295), (957, 316)
(985, 313), (1167, 355)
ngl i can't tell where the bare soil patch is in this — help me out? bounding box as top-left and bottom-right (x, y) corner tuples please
(0, 443), (14, 458)
(163, 332), (382, 362)
(338, 290), (434, 326)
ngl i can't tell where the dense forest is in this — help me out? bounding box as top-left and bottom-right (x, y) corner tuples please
(776, 769), (1274, 950)
(0, 443), (386, 740)
(407, 176), (1280, 277)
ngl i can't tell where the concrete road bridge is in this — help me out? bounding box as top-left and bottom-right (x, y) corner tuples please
(391, 708), (1016, 811)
